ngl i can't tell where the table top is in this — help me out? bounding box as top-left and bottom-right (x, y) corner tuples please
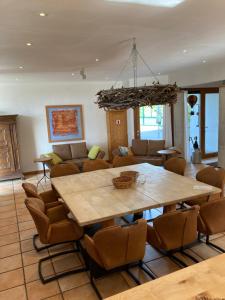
(157, 149), (177, 155)
(51, 163), (221, 226)
(105, 254), (225, 300)
(34, 157), (52, 163)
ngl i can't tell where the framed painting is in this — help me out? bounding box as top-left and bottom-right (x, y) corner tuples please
(46, 105), (85, 143)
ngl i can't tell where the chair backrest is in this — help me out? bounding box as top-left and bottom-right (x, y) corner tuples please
(198, 199), (225, 235)
(112, 155), (138, 168)
(83, 159), (110, 172)
(25, 198), (50, 243)
(50, 163), (80, 178)
(85, 219), (147, 270)
(153, 206), (199, 250)
(164, 157), (186, 176)
(22, 182), (40, 198)
(196, 166), (225, 196)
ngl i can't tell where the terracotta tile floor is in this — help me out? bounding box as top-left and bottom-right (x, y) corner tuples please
(0, 164), (224, 300)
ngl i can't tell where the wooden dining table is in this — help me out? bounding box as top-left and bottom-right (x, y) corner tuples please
(105, 253), (225, 300)
(51, 163), (221, 227)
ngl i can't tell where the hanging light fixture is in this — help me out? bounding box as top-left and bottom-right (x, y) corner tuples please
(95, 38), (179, 110)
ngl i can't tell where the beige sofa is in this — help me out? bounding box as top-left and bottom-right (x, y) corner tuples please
(131, 139), (165, 166)
(46, 142), (105, 170)
(111, 139), (165, 166)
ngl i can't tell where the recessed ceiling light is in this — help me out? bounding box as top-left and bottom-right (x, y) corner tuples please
(19, 66), (23, 69)
(72, 73), (75, 76)
(106, 0), (185, 8)
(95, 58), (100, 62)
(26, 42), (32, 46)
(39, 12), (48, 17)
(158, 72), (161, 75)
(183, 49), (187, 53)
(15, 78), (19, 81)
(202, 59), (207, 63)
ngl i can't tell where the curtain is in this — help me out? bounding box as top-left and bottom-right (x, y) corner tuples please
(163, 105), (172, 148)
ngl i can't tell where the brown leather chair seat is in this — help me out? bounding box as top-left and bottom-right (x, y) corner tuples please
(22, 182), (59, 206)
(50, 163), (80, 178)
(83, 159), (110, 172)
(198, 198), (225, 253)
(25, 197), (85, 283)
(112, 155), (138, 168)
(164, 157), (186, 176)
(187, 166), (225, 206)
(83, 219), (155, 298)
(147, 206), (200, 266)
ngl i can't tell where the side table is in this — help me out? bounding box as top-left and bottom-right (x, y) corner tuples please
(157, 149), (177, 161)
(34, 157), (52, 186)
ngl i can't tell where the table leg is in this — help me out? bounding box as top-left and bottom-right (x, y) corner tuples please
(37, 162), (50, 187)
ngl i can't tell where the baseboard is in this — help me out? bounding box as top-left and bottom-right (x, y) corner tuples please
(23, 170), (45, 176)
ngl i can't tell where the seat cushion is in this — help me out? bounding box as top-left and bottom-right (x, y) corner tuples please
(132, 139), (148, 156)
(53, 144), (72, 160)
(70, 142), (88, 159)
(64, 158), (89, 169)
(148, 140), (165, 156)
(135, 156), (163, 166)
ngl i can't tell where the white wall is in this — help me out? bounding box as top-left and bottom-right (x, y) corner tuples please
(0, 74), (168, 173)
(168, 60), (225, 87)
(0, 81), (114, 172)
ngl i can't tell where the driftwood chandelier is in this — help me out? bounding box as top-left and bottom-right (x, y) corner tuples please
(96, 38), (179, 111)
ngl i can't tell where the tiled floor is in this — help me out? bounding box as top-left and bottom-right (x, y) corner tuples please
(0, 164), (225, 300)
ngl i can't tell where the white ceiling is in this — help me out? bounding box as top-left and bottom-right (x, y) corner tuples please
(1, 0), (225, 81)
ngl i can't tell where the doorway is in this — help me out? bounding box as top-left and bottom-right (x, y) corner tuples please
(187, 88), (219, 160)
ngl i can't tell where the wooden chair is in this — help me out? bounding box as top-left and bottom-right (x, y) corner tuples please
(112, 155), (138, 168)
(164, 157), (186, 176)
(25, 197), (86, 283)
(187, 166), (225, 206)
(198, 198), (225, 253)
(83, 159), (110, 172)
(147, 206), (200, 267)
(50, 163), (80, 178)
(82, 219), (155, 299)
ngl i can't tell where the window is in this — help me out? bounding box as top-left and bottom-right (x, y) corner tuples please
(139, 105), (164, 140)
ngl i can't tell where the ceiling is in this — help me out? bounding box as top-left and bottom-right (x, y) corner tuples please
(1, 0), (225, 81)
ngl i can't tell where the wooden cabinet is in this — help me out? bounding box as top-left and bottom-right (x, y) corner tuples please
(106, 110), (128, 161)
(0, 115), (22, 181)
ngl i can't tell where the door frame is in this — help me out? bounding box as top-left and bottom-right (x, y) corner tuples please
(186, 87), (219, 159)
(133, 106), (175, 145)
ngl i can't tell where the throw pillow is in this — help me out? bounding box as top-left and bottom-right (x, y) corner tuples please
(45, 152), (63, 165)
(88, 145), (100, 160)
(119, 146), (129, 156)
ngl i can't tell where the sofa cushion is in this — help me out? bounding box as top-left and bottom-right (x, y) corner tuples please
(53, 144), (72, 160)
(70, 142), (88, 159)
(88, 145), (100, 160)
(44, 152), (63, 165)
(135, 156), (164, 166)
(148, 140), (165, 156)
(132, 139), (148, 156)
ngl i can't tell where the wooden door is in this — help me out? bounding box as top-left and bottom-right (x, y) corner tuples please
(106, 110), (128, 161)
(0, 123), (16, 176)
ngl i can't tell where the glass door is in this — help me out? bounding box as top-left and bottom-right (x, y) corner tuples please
(203, 93), (219, 157)
(187, 88), (219, 159)
(187, 93), (201, 159)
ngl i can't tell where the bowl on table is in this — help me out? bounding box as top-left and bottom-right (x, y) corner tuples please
(120, 171), (139, 183)
(112, 176), (133, 189)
